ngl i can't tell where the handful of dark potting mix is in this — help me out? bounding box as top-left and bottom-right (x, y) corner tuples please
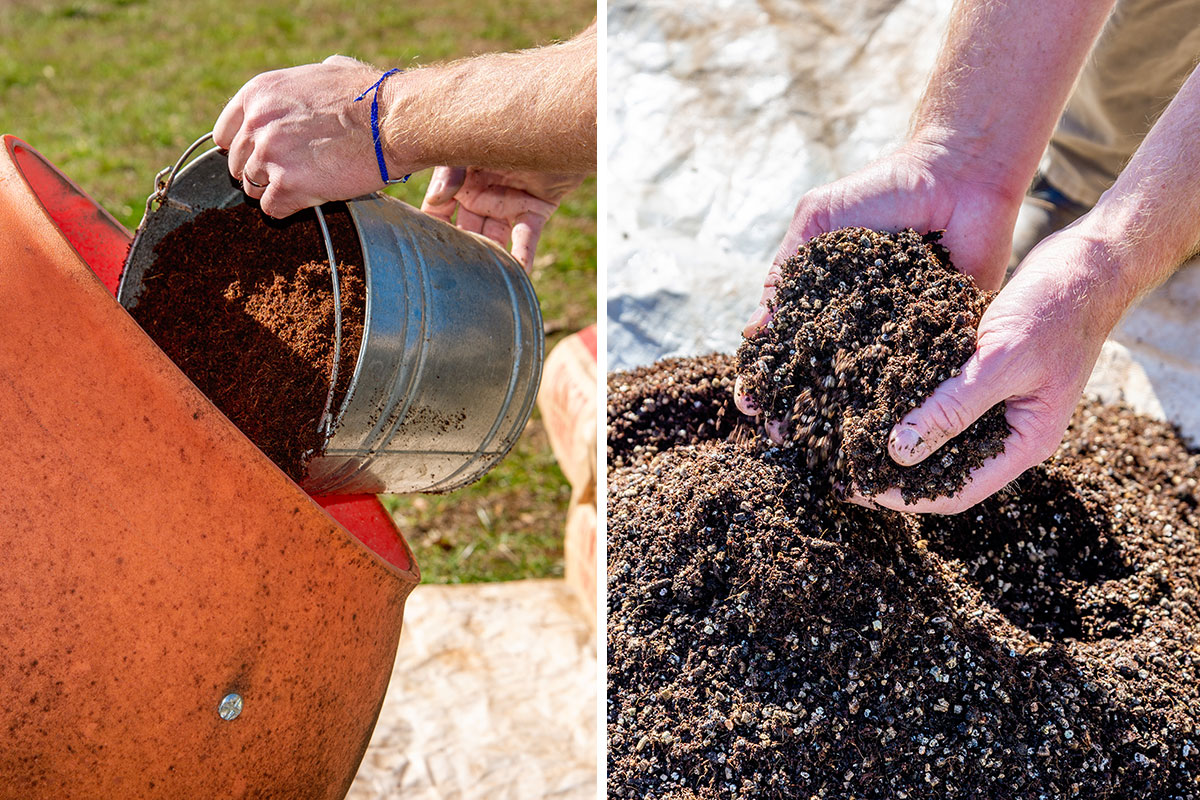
(610, 231), (1200, 800)
(736, 227), (1009, 502)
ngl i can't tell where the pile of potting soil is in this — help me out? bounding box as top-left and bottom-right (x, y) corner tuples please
(608, 354), (1200, 800)
(736, 227), (1009, 502)
(129, 203), (365, 482)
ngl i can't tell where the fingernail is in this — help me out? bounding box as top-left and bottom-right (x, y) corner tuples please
(733, 385), (760, 415)
(890, 425), (926, 464)
(743, 305), (767, 337)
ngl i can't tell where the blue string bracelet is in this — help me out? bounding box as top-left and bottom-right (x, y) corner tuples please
(354, 68), (410, 185)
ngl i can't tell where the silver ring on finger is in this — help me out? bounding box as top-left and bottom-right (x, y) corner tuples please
(246, 177), (268, 189)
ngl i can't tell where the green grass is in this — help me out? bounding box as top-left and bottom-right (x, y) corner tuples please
(0, 0), (596, 583)
(379, 407), (571, 584)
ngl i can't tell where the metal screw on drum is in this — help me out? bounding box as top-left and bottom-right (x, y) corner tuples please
(218, 692), (243, 721)
(119, 132), (544, 495)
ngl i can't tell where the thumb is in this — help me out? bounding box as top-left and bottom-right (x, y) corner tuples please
(770, 192), (827, 268)
(424, 166), (466, 206)
(888, 353), (1008, 466)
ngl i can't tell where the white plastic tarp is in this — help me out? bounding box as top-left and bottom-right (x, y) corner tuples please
(607, 0), (1200, 443)
(347, 580), (596, 800)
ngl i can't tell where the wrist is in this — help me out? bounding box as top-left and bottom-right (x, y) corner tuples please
(1040, 217), (1141, 337)
(377, 68), (438, 174)
(903, 124), (1030, 209)
(1084, 183), (1195, 300)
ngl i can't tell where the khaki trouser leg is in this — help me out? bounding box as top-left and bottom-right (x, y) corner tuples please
(1042, 0), (1200, 207)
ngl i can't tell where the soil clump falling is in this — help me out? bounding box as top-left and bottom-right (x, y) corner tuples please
(736, 227), (1009, 502)
(129, 202), (365, 482)
(608, 354), (1200, 800)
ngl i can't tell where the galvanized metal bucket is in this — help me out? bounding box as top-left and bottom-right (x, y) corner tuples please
(119, 134), (544, 495)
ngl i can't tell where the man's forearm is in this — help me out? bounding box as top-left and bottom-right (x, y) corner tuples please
(1079, 64), (1200, 309)
(910, 0), (1114, 200)
(382, 22), (596, 175)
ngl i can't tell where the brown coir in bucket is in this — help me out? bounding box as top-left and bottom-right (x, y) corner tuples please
(128, 202), (365, 483)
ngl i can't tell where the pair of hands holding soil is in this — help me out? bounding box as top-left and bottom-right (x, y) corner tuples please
(735, 139), (1132, 515)
(212, 42), (596, 271)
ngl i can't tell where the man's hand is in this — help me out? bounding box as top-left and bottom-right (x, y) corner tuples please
(214, 55), (405, 219)
(212, 22), (595, 221)
(770, 141), (1020, 293)
(734, 140), (1023, 428)
(733, 0), (1200, 514)
(852, 222), (1131, 514)
(421, 166), (585, 271)
(844, 57), (1200, 514)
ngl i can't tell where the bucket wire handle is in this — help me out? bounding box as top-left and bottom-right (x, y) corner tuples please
(143, 131), (217, 217)
(314, 205), (343, 442)
(121, 132), (220, 303)
(145, 131), (344, 443)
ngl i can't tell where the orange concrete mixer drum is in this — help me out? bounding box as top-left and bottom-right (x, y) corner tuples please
(0, 136), (419, 799)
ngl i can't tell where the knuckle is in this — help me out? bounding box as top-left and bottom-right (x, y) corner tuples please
(926, 395), (973, 442)
(250, 125), (277, 154)
(795, 189), (821, 214)
(244, 73), (268, 95)
(792, 195), (816, 226)
(763, 265), (782, 288)
(259, 195), (282, 218)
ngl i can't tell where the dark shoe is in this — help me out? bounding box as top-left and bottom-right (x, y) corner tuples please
(1008, 175), (1092, 273)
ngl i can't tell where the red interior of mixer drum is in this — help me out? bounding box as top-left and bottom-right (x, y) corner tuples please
(5, 136), (415, 574)
(10, 140), (131, 290)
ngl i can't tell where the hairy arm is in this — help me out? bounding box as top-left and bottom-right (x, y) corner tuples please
(383, 21), (596, 175)
(907, 0), (1116, 209)
(1085, 66), (1200, 299)
(213, 22), (596, 219)
(399, 24), (597, 270)
(751, 0), (1117, 304)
